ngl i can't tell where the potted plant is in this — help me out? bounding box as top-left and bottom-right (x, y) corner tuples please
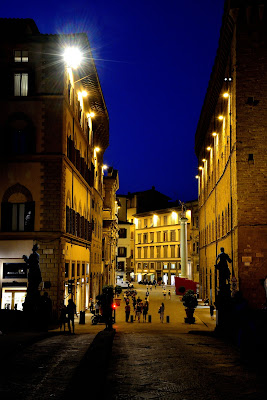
(182, 289), (198, 324)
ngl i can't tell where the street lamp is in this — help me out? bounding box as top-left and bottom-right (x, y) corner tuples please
(63, 47), (82, 69)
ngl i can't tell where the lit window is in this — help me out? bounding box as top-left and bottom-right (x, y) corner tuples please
(14, 73), (28, 96)
(1, 202), (35, 232)
(14, 50), (28, 62)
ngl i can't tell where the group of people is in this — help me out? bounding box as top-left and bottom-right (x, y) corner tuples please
(124, 291), (149, 323)
(59, 299), (77, 334)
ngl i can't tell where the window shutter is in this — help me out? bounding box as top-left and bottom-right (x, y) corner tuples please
(1, 202), (12, 231)
(24, 201), (35, 231)
(66, 206), (70, 233)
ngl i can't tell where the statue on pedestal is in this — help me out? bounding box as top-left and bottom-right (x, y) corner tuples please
(215, 247), (232, 290)
(23, 244), (42, 301)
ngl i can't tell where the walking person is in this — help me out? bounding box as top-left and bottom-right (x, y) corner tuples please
(67, 298), (77, 334)
(168, 289), (171, 299)
(163, 288), (166, 299)
(210, 303), (215, 320)
(142, 301), (148, 322)
(59, 303), (67, 332)
(136, 302), (142, 323)
(125, 303), (131, 322)
(159, 302), (165, 323)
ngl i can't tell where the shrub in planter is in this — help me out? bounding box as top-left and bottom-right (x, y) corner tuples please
(182, 289), (198, 324)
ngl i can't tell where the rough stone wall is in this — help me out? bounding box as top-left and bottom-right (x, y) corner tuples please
(235, 8), (267, 307)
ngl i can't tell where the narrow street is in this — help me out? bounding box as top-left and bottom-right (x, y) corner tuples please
(105, 285), (265, 399)
(0, 285), (265, 399)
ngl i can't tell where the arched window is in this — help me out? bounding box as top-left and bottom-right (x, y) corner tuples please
(1, 184), (34, 232)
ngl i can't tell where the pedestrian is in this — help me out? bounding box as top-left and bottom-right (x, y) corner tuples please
(40, 292), (52, 331)
(133, 296), (137, 310)
(168, 289), (171, 299)
(210, 303), (215, 320)
(59, 303), (67, 332)
(125, 303), (131, 322)
(143, 302), (148, 322)
(95, 301), (100, 315)
(67, 299), (77, 334)
(163, 288), (166, 299)
(159, 302), (165, 323)
(146, 289), (149, 298)
(136, 303), (142, 323)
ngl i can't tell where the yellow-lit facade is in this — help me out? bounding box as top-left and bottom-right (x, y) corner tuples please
(195, 2), (267, 308)
(134, 203), (199, 285)
(0, 19), (114, 316)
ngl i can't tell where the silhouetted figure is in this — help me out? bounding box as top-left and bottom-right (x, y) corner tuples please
(67, 299), (76, 334)
(215, 247), (232, 289)
(59, 303), (67, 332)
(40, 292), (52, 331)
(23, 244), (42, 297)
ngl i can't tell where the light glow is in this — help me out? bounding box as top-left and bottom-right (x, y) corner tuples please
(103, 165), (108, 170)
(198, 166), (203, 170)
(207, 147), (211, 151)
(223, 92), (229, 98)
(63, 47), (82, 69)
(94, 147), (100, 153)
(81, 91), (88, 97)
(153, 214), (158, 226)
(218, 115), (224, 120)
(89, 112), (95, 118)
(202, 158), (206, 162)
(212, 132), (217, 137)
(195, 175), (200, 179)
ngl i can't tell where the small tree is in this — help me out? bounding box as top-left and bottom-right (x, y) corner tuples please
(182, 290), (198, 309)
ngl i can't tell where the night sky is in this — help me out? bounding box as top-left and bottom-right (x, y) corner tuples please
(0, 0), (225, 201)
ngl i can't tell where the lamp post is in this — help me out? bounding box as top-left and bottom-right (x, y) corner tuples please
(180, 202), (188, 278)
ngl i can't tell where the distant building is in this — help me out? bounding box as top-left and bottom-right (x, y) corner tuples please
(117, 190), (199, 285)
(195, 1), (267, 307)
(102, 168), (119, 287)
(0, 19), (114, 314)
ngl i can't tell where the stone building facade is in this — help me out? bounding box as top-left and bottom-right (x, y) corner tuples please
(117, 191), (199, 285)
(195, 1), (267, 308)
(0, 19), (112, 316)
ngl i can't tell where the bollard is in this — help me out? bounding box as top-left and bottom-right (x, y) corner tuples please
(130, 315), (134, 323)
(79, 311), (85, 324)
(148, 315), (152, 323)
(166, 315), (170, 323)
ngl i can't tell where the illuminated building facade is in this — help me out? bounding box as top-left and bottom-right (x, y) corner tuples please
(0, 19), (112, 315)
(117, 190), (199, 285)
(195, 1), (267, 307)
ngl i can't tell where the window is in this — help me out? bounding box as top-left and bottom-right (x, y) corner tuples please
(131, 231), (134, 239)
(164, 216), (167, 225)
(77, 263), (80, 276)
(14, 73), (28, 96)
(1, 201), (35, 232)
(163, 231), (168, 241)
(163, 264), (168, 270)
(144, 247), (148, 258)
(171, 263), (176, 270)
(118, 261), (125, 271)
(144, 219), (147, 227)
(143, 233), (148, 243)
(137, 247), (141, 258)
(137, 233), (141, 243)
(156, 246), (161, 258)
(118, 247), (127, 257)
(157, 231), (161, 242)
(65, 263), (69, 278)
(118, 228), (127, 238)
(170, 245), (175, 258)
(150, 246), (154, 258)
(170, 230), (175, 241)
(150, 262), (154, 269)
(150, 232), (154, 242)
(14, 50), (28, 62)
(163, 245), (168, 258)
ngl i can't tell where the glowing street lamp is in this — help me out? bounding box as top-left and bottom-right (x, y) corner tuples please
(63, 47), (82, 69)
(218, 115), (224, 121)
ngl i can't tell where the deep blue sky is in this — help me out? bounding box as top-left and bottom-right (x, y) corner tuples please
(0, 0), (225, 201)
